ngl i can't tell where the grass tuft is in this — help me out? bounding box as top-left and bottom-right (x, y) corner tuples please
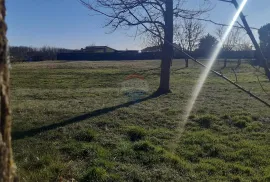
(194, 114), (218, 128)
(245, 122), (262, 132)
(133, 141), (155, 152)
(126, 126), (147, 142)
(232, 115), (253, 129)
(82, 167), (108, 182)
(75, 129), (98, 142)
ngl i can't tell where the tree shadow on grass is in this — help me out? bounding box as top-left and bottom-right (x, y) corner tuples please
(170, 67), (187, 73)
(12, 91), (165, 140)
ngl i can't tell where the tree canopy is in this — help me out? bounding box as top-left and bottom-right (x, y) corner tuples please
(198, 33), (217, 56)
(80, 0), (211, 93)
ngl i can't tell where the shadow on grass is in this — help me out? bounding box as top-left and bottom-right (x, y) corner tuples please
(12, 91), (165, 140)
(171, 67), (187, 73)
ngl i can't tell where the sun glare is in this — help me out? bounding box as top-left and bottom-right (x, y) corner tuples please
(170, 0), (249, 151)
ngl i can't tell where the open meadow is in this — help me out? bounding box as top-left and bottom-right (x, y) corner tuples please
(11, 60), (270, 181)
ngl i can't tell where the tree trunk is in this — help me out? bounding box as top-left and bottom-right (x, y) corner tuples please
(223, 58), (227, 68)
(220, 58), (227, 70)
(236, 58), (241, 69)
(157, 0), (173, 94)
(185, 59), (189, 67)
(231, 0), (270, 80)
(0, 0), (16, 181)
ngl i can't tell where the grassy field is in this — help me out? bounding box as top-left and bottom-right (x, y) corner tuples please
(11, 60), (270, 181)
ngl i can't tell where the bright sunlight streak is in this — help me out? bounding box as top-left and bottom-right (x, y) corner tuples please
(170, 0), (249, 151)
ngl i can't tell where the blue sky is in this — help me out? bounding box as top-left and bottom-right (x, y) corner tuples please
(6, 0), (270, 50)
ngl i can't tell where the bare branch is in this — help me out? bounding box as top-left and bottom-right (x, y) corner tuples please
(139, 1), (163, 44)
(175, 18), (204, 51)
(231, 68), (238, 83)
(256, 75), (270, 97)
(79, 0), (165, 31)
(190, 17), (258, 30)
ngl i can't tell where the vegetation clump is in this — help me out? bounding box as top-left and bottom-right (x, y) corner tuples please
(133, 141), (155, 152)
(231, 115), (253, 129)
(127, 126), (147, 142)
(75, 129), (97, 142)
(245, 122), (262, 132)
(194, 114), (219, 128)
(82, 167), (108, 182)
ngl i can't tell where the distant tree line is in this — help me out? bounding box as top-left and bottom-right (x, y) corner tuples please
(143, 22), (270, 69)
(9, 46), (73, 62)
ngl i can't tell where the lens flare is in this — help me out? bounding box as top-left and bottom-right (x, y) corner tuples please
(169, 0), (248, 151)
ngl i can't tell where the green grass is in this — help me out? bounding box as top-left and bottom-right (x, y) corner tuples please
(11, 60), (270, 181)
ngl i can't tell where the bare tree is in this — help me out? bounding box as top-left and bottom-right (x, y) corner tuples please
(237, 40), (252, 51)
(234, 39), (253, 69)
(215, 26), (243, 69)
(175, 19), (204, 67)
(216, 26), (242, 51)
(143, 31), (163, 52)
(79, 0), (211, 93)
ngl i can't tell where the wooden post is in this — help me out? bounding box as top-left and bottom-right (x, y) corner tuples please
(0, 0), (16, 181)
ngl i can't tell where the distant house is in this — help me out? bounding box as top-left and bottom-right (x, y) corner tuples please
(57, 46), (143, 60)
(141, 43), (182, 53)
(80, 46), (117, 53)
(117, 50), (139, 54)
(141, 45), (161, 52)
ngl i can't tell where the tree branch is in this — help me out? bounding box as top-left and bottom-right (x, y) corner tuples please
(189, 17), (258, 30)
